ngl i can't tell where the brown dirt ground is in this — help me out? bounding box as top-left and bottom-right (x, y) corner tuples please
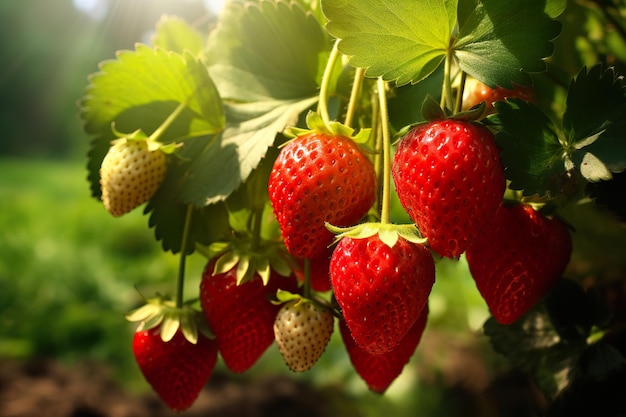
(0, 358), (340, 417)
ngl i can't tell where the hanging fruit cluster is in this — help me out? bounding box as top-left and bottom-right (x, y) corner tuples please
(80, 0), (626, 412)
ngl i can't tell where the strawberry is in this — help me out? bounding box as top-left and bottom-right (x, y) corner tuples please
(341, 305), (429, 393)
(132, 324), (218, 412)
(273, 296), (335, 372)
(465, 203), (572, 325)
(330, 234), (435, 355)
(268, 132), (376, 259)
(199, 259), (298, 373)
(100, 138), (167, 217)
(392, 119), (505, 258)
(463, 78), (535, 114)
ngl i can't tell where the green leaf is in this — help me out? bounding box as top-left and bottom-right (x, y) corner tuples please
(564, 64), (626, 181)
(151, 15), (204, 56)
(493, 99), (574, 198)
(146, 147), (232, 253)
(177, 97), (318, 206)
(454, 0), (562, 88)
(483, 304), (584, 398)
(80, 44), (224, 198)
(178, 0), (330, 206)
(206, 0), (328, 101)
(322, 0), (456, 86)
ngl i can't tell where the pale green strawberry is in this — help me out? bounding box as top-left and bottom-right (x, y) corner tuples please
(273, 296), (334, 372)
(100, 138), (167, 217)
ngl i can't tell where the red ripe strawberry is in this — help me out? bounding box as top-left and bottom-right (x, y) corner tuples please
(330, 234), (435, 355)
(341, 305), (428, 393)
(199, 260), (298, 373)
(392, 119), (505, 258)
(132, 325), (218, 412)
(465, 204), (572, 325)
(268, 132), (376, 259)
(463, 79), (535, 114)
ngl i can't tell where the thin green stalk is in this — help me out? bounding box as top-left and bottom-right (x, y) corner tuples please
(149, 100), (188, 142)
(344, 67), (366, 127)
(176, 204), (194, 308)
(455, 71), (467, 114)
(377, 78), (392, 225)
(250, 207), (264, 251)
(370, 91), (383, 217)
(440, 48), (455, 111)
(318, 39), (341, 127)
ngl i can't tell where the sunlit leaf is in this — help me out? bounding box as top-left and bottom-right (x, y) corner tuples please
(151, 15), (204, 56)
(206, 0), (328, 101)
(322, 0), (457, 85)
(81, 44), (224, 198)
(177, 97), (318, 205)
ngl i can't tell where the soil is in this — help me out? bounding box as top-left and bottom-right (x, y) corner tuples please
(0, 358), (340, 417)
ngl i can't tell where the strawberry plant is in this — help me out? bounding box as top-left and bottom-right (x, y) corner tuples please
(78, 0), (626, 413)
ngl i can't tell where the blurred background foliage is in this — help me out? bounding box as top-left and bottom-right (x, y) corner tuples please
(1, 1), (625, 416)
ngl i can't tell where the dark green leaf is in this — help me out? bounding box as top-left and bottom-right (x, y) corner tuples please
(483, 304), (583, 398)
(322, 0), (457, 85)
(494, 99), (574, 198)
(145, 136), (231, 253)
(564, 64), (626, 181)
(586, 171), (626, 221)
(484, 305), (561, 369)
(545, 279), (606, 342)
(564, 64), (626, 145)
(454, 0), (562, 89)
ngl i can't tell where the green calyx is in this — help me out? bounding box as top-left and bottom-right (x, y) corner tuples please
(125, 296), (213, 344)
(110, 123), (180, 154)
(326, 222), (427, 249)
(284, 110), (371, 145)
(273, 289), (337, 316)
(198, 235), (292, 286)
(422, 94), (487, 123)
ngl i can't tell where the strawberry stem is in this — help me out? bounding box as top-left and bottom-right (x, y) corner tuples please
(148, 100), (188, 143)
(250, 207), (263, 252)
(455, 71), (467, 114)
(175, 204), (194, 308)
(441, 47), (455, 112)
(344, 67), (365, 128)
(377, 77), (391, 225)
(317, 39), (341, 129)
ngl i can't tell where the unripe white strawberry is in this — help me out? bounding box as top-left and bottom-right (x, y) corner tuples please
(273, 298), (334, 372)
(100, 138), (167, 217)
